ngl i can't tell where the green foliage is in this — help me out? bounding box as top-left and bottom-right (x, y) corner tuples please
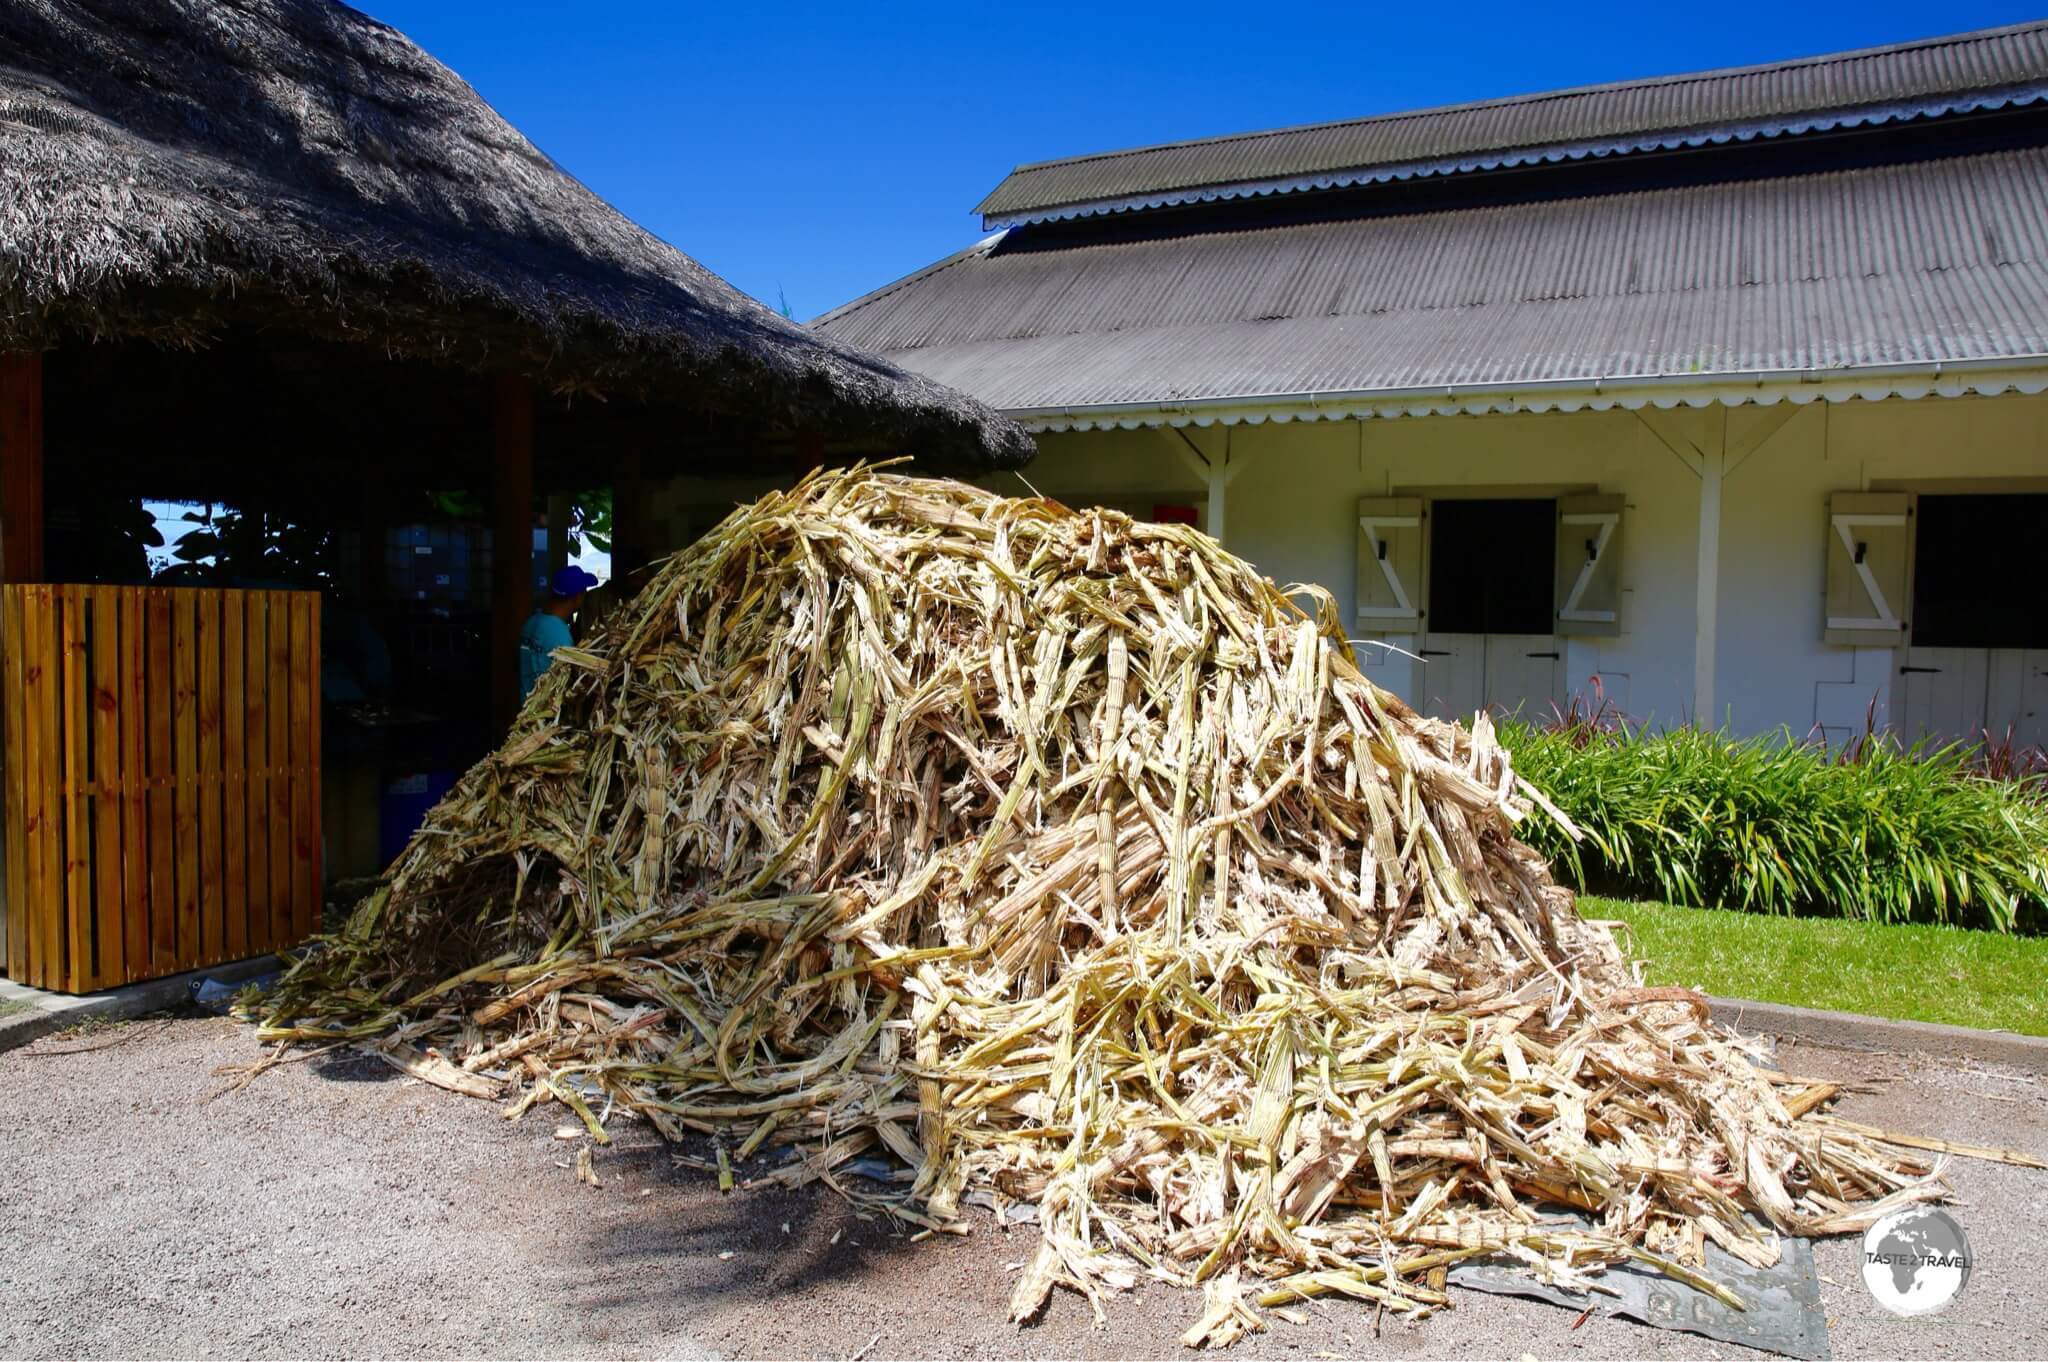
(57, 494), (162, 582)
(428, 489), (485, 521)
(1501, 721), (2048, 932)
(161, 504), (331, 586)
(570, 487), (612, 556)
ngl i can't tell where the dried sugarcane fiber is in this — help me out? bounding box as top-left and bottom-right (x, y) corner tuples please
(260, 466), (1986, 1344)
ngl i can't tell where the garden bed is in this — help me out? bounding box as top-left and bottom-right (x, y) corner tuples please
(1501, 717), (2048, 932)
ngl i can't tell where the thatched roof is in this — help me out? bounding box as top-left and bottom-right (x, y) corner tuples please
(0, 0), (1031, 468)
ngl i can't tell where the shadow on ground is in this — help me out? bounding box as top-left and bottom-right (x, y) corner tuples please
(560, 1133), (936, 1316)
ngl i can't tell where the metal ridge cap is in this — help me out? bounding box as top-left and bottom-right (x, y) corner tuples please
(989, 19), (2048, 184)
(981, 84), (2048, 230)
(978, 17), (2048, 196)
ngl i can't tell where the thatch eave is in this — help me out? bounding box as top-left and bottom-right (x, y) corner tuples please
(0, 0), (1033, 469)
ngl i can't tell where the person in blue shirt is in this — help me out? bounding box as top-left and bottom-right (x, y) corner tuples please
(519, 565), (600, 702)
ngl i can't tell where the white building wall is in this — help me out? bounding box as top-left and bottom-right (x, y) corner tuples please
(1006, 413), (1702, 723)
(1000, 392), (2048, 739)
(1708, 395), (2048, 742)
(641, 392), (2048, 741)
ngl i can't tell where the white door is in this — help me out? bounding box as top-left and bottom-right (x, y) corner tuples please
(1887, 493), (2048, 754)
(1897, 646), (2048, 749)
(1416, 632), (1485, 721)
(1984, 649), (2048, 749)
(1416, 632), (1562, 723)
(1484, 635), (1565, 722)
(1897, 647), (1989, 746)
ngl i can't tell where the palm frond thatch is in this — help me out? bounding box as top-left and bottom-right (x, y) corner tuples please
(0, 0), (1030, 466)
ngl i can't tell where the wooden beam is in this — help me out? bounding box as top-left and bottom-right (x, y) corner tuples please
(1694, 406), (1728, 728)
(1636, 407), (1729, 726)
(491, 376), (535, 731)
(1634, 407), (1706, 479)
(1723, 403), (1803, 478)
(1161, 427), (1243, 545)
(1, 353), (45, 583)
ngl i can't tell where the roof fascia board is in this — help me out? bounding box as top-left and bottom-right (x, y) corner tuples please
(1004, 357), (2048, 432)
(983, 83), (2048, 229)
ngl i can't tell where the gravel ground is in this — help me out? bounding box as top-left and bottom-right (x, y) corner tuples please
(0, 1014), (2041, 1360)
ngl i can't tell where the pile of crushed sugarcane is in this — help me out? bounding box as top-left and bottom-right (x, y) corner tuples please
(259, 466), (2022, 1345)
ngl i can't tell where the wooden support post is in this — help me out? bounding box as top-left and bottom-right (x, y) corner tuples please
(1, 352), (45, 584)
(611, 442), (646, 574)
(0, 352), (41, 977)
(1165, 426), (1246, 548)
(1637, 406), (1744, 730)
(1694, 407), (1727, 728)
(491, 376), (535, 731)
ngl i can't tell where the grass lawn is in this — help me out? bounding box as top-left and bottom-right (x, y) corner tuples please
(1580, 896), (2048, 1037)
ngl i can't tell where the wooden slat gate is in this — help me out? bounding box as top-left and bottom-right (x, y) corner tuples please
(1, 586), (321, 992)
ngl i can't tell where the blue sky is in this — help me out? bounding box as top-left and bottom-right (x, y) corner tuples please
(361, 2), (2042, 322)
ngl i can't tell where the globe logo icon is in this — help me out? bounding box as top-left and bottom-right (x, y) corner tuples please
(1861, 1207), (1972, 1316)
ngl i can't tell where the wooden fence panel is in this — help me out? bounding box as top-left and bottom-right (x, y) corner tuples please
(30, 589), (59, 989)
(0, 586), (321, 992)
(61, 588), (90, 988)
(119, 590), (147, 978)
(267, 597), (291, 950)
(222, 593), (246, 962)
(289, 594), (314, 942)
(90, 588), (124, 988)
(172, 591), (197, 970)
(146, 589), (173, 976)
(307, 596), (322, 943)
(2, 591), (27, 982)
(34, 589), (61, 989)
(196, 591), (222, 966)
(243, 592), (271, 954)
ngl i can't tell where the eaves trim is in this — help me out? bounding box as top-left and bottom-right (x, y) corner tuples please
(1005, 357), (2048, 431)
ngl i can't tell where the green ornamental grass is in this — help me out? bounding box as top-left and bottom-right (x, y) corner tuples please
(1498, 720), (2048, 932)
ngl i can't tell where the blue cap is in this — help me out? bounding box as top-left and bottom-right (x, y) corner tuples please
(551, 565), (601, 599)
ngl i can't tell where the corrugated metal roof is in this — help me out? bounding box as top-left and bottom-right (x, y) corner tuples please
(975, 22), (2048, 224)
(818, 148), (2048, 413)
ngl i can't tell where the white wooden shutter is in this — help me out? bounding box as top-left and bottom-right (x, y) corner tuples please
(1824, 491), (1913, 647)
(1355, 497), (1423, 627)
(1554, 493), (1625, 637)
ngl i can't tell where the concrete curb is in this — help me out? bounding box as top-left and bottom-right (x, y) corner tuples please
(1709, 995), (2048, 1071)
(0, 954), (284, 1056)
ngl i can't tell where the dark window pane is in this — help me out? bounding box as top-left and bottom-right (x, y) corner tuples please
(1912, 494), (2048, 648)
(1427, 499), (1556, 634)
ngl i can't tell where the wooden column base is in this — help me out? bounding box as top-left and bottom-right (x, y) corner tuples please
(1, 352), (45, 584)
